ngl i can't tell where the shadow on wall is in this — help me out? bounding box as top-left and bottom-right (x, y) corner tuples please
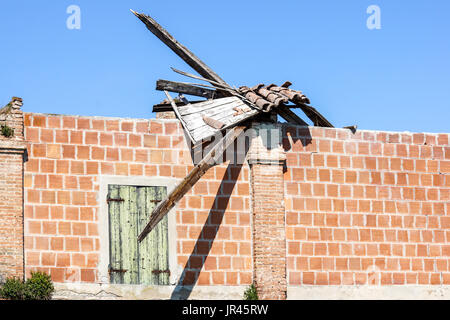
(169, 124), (312, 300)
(170, 162), (244, 300)
(282, 125), (312, 173)
(171, 126), (251, 299)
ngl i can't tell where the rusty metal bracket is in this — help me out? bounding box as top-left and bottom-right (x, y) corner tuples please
(107, 198), (124, 203)
(108, 267), (128, 274)
(152, 269), (170, 276)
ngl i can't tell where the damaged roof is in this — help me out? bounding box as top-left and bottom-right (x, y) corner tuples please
(239, 82), (310, 112)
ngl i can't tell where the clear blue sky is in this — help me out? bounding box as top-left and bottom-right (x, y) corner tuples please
(1, 1), (449, 133)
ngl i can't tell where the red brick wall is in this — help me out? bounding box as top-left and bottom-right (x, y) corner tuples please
(0, 98), (26, 280)
(177, 162), (252, 286)
(20, 111), (450, 290)
(284, 126), (450, 285)
(23, 113), (252, 285)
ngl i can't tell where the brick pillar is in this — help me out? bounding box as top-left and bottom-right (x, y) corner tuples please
(248, 121), (287, 300)
(0, 97), (26, 282)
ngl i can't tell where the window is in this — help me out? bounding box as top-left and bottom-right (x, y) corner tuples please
(107, 185), (169, 285)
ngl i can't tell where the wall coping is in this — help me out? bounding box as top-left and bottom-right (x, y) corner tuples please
(24, 112), (450, 136)
(23, 112), (179, 123)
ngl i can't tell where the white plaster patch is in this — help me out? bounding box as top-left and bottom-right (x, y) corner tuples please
(287, 285), (450, 300)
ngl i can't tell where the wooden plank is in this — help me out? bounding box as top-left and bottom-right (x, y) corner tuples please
(177, 97), (238, 116)
(190, 107), (258, 143)
(182, 100), (245, 129)
(155, 186), (169, 285)
(108, 185), (123, 284)
(146, 187), (160, 285)
(156, 79), (217, 99)
(137, 186), (149, 284)
(164, 91), (196, 143)
(171, 67), (256, 104)
(185, 106), (247, 133)
(175, 96), (259, 144)
(138, 126), (245, 242)
(131, 10), (229, 88)
(153, 100), (205, 113)
(138, 186), (162, 285)
(119, 186), (138, 284)
(166, 95), (254, 144)
(170, 67), (233, 92)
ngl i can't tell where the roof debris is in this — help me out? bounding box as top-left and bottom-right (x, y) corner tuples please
(130, 9), (345, 240)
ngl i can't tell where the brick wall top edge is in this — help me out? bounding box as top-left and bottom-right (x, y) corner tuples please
(23, 113), (449, 136)
(281, 123), (450, 137)
(24, 112), (180, 123)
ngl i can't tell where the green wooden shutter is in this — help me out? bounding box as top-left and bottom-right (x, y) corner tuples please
(108, 185), (169, 285)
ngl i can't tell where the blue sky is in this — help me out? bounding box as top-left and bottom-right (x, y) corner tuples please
(0, 1), (449, 133)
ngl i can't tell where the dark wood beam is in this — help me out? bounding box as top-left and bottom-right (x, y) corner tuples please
(276, 106), (309, 126)
(156, 79), (217, 99)
(295, 102), (334, 128)
(152, 100), (204, 113)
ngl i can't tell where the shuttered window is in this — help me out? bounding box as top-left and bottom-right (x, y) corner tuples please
(108, 185), (169, 285)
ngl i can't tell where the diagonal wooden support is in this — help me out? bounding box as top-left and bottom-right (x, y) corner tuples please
(295, 102), (334, 128)
(156, 79), (218, 99)
(276, 105), (309, 126)
(138, 126), (245, 242)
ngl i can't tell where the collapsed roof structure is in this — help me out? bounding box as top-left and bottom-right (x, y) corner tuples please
(130, 10), (347, 241)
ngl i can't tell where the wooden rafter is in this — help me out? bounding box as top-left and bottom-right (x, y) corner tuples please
(295, 102), (334, 128)
(276, 106), (309, 126)
(156, 79), (218, 99)
(152, 100), (205, 113)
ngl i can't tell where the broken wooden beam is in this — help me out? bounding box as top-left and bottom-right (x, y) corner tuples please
(163, 91), (196, 143)
(170, 67), (253, 103)
(276, 106), (309, 126)
(138, 126), (245, 242)
(131, 10), (229, 88)
(343, 125), (358, 133)
(156, 79), (217, 99)
(295, 102), (334, 128)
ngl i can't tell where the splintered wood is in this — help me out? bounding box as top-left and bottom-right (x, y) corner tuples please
(174, 97), (258, 144)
